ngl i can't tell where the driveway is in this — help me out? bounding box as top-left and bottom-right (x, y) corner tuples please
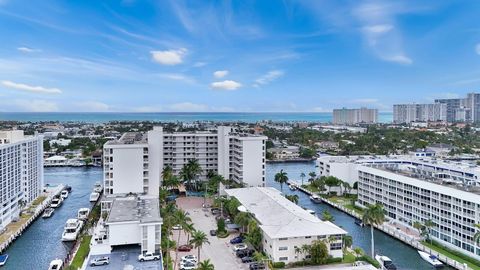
(174, 197), (248, 270)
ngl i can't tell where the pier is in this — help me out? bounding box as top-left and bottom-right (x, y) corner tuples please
(288, 180), (472, 270)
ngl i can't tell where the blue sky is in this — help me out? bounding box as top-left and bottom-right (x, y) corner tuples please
(0, 0), (480, 112)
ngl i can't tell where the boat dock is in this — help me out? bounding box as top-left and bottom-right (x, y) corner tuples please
(287, 180), (472, 270)
(0, 184), (65, 254)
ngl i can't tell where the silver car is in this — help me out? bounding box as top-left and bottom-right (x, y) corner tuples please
(89, 257), (110, 266)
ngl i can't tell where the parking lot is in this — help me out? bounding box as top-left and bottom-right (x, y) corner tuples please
(85, 246), (162, 270)
(175, 197), (249, 270)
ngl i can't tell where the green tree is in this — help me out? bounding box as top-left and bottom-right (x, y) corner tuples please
(308, 172), (317, 183)
(300, 172), (306, 186)
(343, 235), (353, 250)
(362, 203), (386, 257)
(174, 209), (192, 267)
(342, 182), (352, 196)
(234, 212), (250, 233)
(309, 240), (329, 264)
(423, 219), (435, 244)
(245, 220), (262, 250)
(285, 194), (299, 204)
(321, 210), (335, 222)
(274, 169), (288, 192)
(190, 230), (210, 261)
(196, 259), (215, 270)
(474, 224), (480, 247)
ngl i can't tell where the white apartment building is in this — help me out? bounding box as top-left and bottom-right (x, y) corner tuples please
(103, 126), (267, 197)
(225, 187), (346, 264)
(332, 107), (378, 125)
(393, 103), (447, 123)
(0, 130), (43, 230)
(318, 155), (480, 260)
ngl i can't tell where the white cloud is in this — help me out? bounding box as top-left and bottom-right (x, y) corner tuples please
(476, 43), (480, 55)
(213, 70), (229, 78)
(150, 48), (187, 65)
(15, 99), (59, 112)
(17, 47), (40, 53)
(362, 24), (393, 34)
(383, 54), (413, 65)
(311, 107), (329, 112)
(193, 62), (207, 67)
(210, 80), (242, 91)
(75, 101), (110, 112)
(2, 80), (62, 94)
(254, 70), (285, 86)
(349, 98), (379, 104)
(168, 102), (208, 112)
(158, 73), (196, 84)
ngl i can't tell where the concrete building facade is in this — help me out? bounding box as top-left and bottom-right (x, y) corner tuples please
(332, 107), (378, 125)
(393, 103), (447, 124)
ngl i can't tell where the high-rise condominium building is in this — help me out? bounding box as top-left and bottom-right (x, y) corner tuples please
(332, 107), (378, 124)
(317, 155), (480, 260)
(103, 126), (267, 197)
(0, 130), (43, 230)
(393, 103), (447, 123)
(435, 92), (480, 123)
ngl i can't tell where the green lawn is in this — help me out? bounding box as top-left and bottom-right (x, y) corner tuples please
(422, 241), (480, 270)
(342, 251), (356, 263)
(301, 184), (320, 193)
(70, 235), (92, 269)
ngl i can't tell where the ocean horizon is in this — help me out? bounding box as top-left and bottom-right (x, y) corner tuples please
(0, 112), (393, 123)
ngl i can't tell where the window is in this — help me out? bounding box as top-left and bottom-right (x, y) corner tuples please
(279, 257), (288, 261)
(279, 246), (288, 251)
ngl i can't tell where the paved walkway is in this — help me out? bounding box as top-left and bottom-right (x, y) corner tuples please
(175, 197), (248, 270)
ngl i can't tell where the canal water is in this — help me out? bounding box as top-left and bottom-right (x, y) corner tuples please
(4, 164), (453, 270)
(3, 167), (102, 270)
(266, 161), (455, 270)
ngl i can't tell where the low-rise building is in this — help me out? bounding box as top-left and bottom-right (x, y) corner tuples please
(225, 187), (346, 264)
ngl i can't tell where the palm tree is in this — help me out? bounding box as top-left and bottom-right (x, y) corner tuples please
(423, 219), (435, 244)
(300, 172), (306, 186)
(162, 165), (173, 182)
(412, 221), (423, 234)
(274, 169), (288, 192)
(187, 159), (202, 190)
(184, 222), (196, 245)
(474, 224), (480, 247)
(234, 212), (251, 233)
(343, 235), (353, 250)
(285, 194), (299, 204)
(353, 247), (364, 258)
(342, 182), (352, 196)
(308, 171), (317, 183)
(190, 230), (210, 261)
(294, 246), (303, 261)
(362, 203), (385, 257)
(174, 210), (192, 268)
(196, 259), (215, 270)
(321, 210), (335, 222)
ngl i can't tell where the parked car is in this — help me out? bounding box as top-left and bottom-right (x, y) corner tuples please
(210, 207), (220, 214)
(249, 262), (266, 270)
(233, 243), (248, 251)
(180, 261), (196, 268)
(181, 255), (197, 261)
(181, 257), (197, 264)
(177, 245), (192, 252)
(172, 224), (182, 230)
(180, 264), (196, 270)
(229, 236), (244, 244)
(241, 256), (254, 263)
(138, 252), (161, 262)
(209, 230), (217, 236)
(236, 248), (255, 258)
(89, 256), (110, 266)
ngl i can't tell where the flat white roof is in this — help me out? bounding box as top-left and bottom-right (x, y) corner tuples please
(225, 187), (346, 239)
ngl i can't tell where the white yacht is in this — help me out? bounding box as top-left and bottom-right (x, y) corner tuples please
(289, 184), (297, 191)
(306, 209), (316, 215)
(375, 254), (397, 270)
(50, 197), (63, 208)
(60, 190), (69, 199)
(309, 194), (322, 203)
(93, 181), (103, 193)
(89, 192), (100, 202)
(42, 208), (55, 218)
(48, 259), (63, 270)
(77, 208), (90, 220)
(61, 218), (84, 242)
(418, 251), (443, 268)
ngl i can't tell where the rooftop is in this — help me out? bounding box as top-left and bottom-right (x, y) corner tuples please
(106, 196), (162, 224)
(225, 187), (346, 239)
(105, 132), (147, 145)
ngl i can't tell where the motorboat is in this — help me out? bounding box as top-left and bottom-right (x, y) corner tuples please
(42, 208), (55, 218)
(50, 197), (63, 208)
(61, 218), (84, 241)
(0, 254), (8, 266)
(309, 194), (322, 203)
(60, 190), (69, 199)
(306, 209), (316, 215)
(375, 254), (397, 270)
(77, 208), (90, 220)
(89, 192), (100, 202)
(64, 185), (72, 192)
(93, 182), (103, 193)
(418, 250), (443, 268)
(354, 218), (365, 227)
(48, 259), (63, 270)
(289, 184), (297, 191)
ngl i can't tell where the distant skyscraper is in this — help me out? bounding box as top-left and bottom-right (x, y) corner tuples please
(393, 103), (447, 123)
(435, 92), (480, 123)
(332, 107), (378, 124)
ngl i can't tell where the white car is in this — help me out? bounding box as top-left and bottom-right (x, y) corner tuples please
(180, 261), (196, 270)
(173, 224), (182, 230)
(138, 252), (161, 262)
(181, 255), (197, 261)
(233, 243), (248, 251)
(181, 258), (197, 264)
(90, 256), (110, 266)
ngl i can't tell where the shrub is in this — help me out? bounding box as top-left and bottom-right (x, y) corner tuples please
(272, 262), (285, 268)
(326, 257), (342, 264)
(356, 255), (380, 268)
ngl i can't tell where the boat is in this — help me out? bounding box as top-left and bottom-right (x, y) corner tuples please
(48, 259), (63, 270)
(306, 209), (316, 215)
(354, 218), (365, 227)
(375, 254), (397, 270)
(289, 184), (297, 191)
(93, 182), (103, 193)
(42, 208), (55, 218)
(61, 218), (84, 241)
(89, 192), (100, 202)
(60, 190), (69, 199)
(50, 197), (63, 208)
(77, 208), (90, 220)
(418, 250), (443, 268)
(64, 185), (72, 192)
(309, 194), (322, 203)
(0, 254), (8, 266)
